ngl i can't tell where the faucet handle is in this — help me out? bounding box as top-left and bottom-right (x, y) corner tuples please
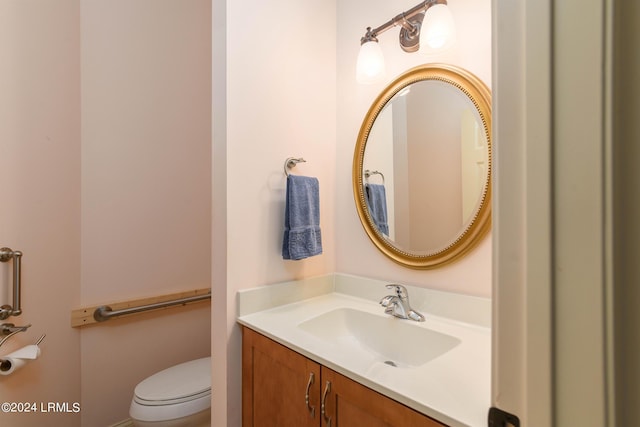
(385, 284), (408, 298)
(379, 295), (394, 307)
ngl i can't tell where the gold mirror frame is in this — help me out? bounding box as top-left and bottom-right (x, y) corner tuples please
(353, 63), (492, 269)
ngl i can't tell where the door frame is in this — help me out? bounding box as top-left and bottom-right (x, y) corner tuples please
(492, 0), (615, 425)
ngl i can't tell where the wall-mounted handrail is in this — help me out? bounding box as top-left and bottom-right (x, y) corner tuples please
(94, 292), (210, 322)
(71, 288), (211, 328)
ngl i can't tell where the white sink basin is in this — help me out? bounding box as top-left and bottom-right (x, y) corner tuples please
(298, 307), (460, 368)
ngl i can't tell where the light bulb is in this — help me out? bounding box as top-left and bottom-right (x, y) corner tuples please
(356, 40), (386, 84)
(420, 4), (456, 54)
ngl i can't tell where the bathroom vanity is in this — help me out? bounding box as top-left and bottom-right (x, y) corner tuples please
(237, 274), (490, 427)
(242, 327), (445, 426)
(235, 61), (496, 427)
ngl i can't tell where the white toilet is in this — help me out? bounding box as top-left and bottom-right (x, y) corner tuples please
(130, 357), (211, 427)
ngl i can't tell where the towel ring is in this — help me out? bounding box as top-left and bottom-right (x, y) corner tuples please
(284, 157), (306, 176)
(364, 169), (385, 185)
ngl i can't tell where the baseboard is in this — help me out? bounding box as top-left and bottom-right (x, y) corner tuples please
(108, 419), (133, 427)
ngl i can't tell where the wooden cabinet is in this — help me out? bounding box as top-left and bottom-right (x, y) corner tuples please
(242, 327), (447, 427)
(242, 327), (321, 426)
(321, 366), (446, 427)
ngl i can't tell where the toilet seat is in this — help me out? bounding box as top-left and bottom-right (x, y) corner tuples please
(130, 357), (211, 422)
(134, 388), (211, 406)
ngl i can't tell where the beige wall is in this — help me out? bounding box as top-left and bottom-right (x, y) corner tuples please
(0, 1), (81, 426)
(0, 1), (211, 426)
(406, 84), (465, 252)
(614, 1), (640, 424)
(80, 1), (212, 425)
(2, 0), (492, 425)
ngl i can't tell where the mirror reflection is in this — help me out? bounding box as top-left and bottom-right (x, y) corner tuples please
(353, 64), (492, 268)
(363, 80), (488, 254)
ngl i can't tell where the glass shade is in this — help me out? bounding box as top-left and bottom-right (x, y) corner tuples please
(356, 40), (386, 84)
(420, 4), (456, 54)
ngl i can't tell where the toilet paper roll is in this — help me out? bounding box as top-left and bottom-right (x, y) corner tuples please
(0, 345), (41, 376)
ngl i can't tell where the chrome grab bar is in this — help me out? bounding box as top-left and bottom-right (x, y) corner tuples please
(0, 247), (23, 320)
(93, 291), (211, 323)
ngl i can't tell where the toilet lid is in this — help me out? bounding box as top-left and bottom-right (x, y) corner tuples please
(134, 357), (211, 405)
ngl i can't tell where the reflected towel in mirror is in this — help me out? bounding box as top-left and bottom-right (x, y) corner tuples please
(365, 183), (389, 236)
(282, 175), (323, 260)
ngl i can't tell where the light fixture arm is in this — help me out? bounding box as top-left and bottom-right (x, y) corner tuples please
(360, 0), (447, 52)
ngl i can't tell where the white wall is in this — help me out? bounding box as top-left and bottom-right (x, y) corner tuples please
(214, 0), (337, 424)
(214, 0), (491, 424)
(336, 0), (492, 297)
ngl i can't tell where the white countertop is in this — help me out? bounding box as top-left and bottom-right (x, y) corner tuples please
(236, 274), (491, 427)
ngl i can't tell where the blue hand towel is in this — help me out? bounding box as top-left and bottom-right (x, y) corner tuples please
(365, 183), (389, 236)
(282, 175), (323, 260)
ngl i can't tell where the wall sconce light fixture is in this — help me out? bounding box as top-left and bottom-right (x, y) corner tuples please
(356, 0), (456, 84)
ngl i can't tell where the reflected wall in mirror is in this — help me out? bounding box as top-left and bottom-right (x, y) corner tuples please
(353, 64), (491, 269)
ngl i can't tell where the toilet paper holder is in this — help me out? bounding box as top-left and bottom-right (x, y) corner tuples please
(0, 323), (31, 348)
(0, 333), (45, 376)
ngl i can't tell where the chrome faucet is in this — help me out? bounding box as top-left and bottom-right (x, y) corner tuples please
(379, 284), (425, 322)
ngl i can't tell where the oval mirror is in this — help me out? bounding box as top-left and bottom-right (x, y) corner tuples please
(353, 64), (491, 269)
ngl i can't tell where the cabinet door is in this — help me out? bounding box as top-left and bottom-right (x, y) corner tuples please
(321, 367), (447, 427)
(242, 327), (321, 427)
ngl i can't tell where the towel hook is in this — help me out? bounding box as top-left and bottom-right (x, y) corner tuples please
(364, 169), (385, 185)
(284, 157), (306, 176)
